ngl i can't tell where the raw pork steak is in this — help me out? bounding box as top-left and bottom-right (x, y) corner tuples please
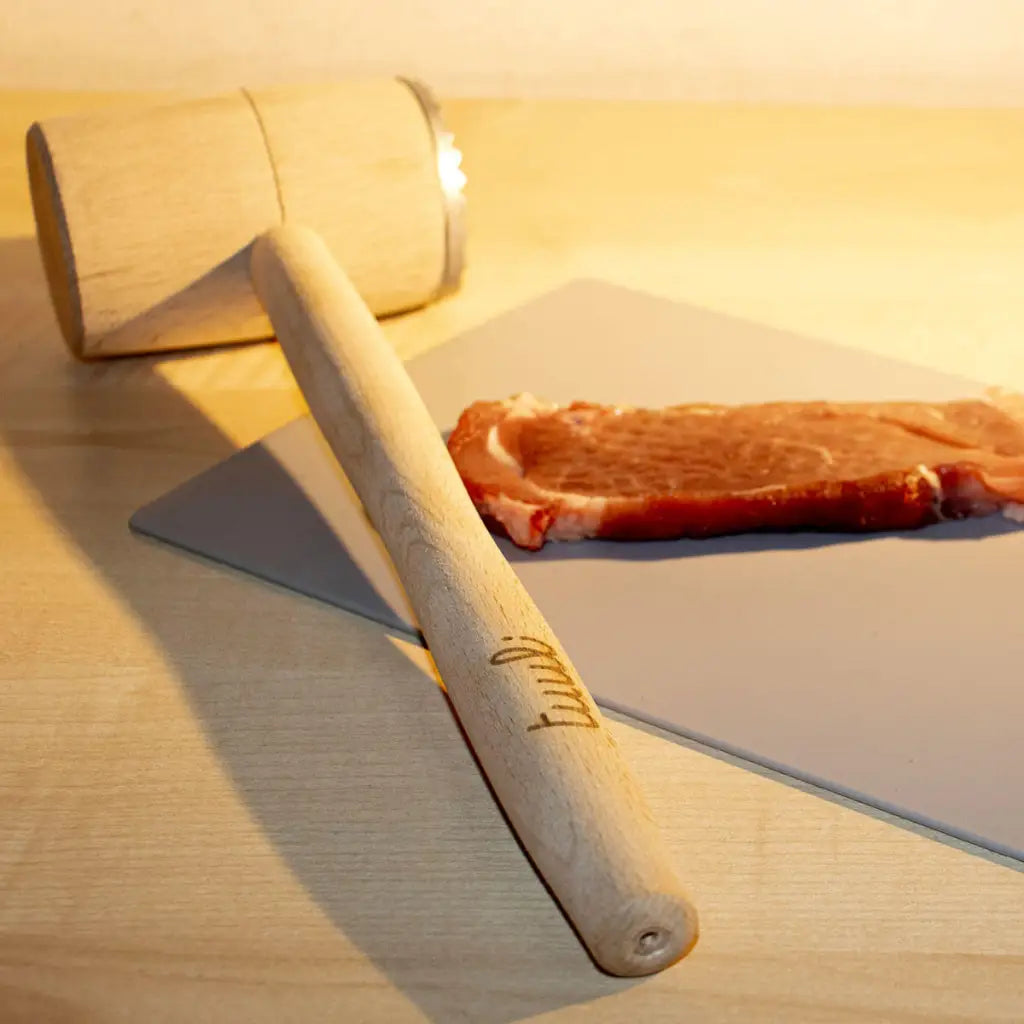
(446, 392), (1024, 550)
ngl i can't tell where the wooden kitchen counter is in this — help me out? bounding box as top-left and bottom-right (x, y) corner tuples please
(1, 90), (1022, 1022)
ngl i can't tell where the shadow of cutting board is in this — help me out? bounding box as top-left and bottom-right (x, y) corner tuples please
(131, 279), (1024, 863)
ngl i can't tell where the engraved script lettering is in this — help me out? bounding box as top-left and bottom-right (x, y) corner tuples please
(490, 636), (599, 732)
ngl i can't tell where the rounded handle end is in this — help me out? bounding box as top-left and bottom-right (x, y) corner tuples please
(590, 891), (700, 977)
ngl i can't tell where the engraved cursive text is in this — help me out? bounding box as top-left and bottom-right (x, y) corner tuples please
(490, 635), (599, 732)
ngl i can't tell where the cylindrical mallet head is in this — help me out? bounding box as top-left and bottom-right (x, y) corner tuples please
(25, 77), (466, 360)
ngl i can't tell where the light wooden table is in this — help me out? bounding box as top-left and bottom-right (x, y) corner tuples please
(2, 90), (1023, 1023)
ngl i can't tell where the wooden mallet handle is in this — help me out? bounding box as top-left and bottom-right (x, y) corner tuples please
(249, 224), (700, 977)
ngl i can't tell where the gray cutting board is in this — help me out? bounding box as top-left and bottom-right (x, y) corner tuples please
(131, 279), (1024, 862)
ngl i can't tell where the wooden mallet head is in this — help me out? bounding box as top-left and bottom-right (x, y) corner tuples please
(25, 77), (466, 359)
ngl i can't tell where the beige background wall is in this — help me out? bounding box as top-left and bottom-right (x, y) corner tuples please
(2, 0), (1024, 103)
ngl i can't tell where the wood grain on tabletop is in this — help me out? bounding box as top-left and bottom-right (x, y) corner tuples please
(1, 89), (1022, 1023)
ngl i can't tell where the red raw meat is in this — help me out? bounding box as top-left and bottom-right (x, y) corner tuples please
(446, 391), (1024, 550)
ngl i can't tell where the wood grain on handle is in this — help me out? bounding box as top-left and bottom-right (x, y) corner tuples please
(249, 224), (700, 977)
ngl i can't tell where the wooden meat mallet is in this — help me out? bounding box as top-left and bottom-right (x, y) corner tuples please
(26, 80), (700, 976)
